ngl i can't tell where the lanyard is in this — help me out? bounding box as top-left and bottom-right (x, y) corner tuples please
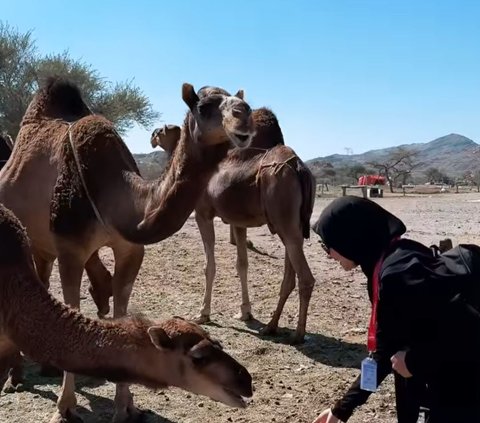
(367, 237), (400, 352)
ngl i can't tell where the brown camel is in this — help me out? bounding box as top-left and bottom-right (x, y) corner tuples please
(0, 203), (253, 422)
(151, 107), (317, 344)
(0, 78), (255, 422)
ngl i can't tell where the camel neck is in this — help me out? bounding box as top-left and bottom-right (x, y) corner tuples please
(125, 131), (228, 244)
(4, 270), (164, 387)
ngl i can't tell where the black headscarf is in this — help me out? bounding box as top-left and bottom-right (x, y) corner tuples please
(312, 196), (406, 280)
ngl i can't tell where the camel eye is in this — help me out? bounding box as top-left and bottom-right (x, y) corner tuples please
(192, 355), (211, 367)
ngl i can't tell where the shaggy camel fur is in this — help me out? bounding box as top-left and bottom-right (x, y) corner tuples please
(0, 78), (255, 422)
(0, 133), (13, 169)
(0, 203), (253, 422)
(151, 108), (316, 344)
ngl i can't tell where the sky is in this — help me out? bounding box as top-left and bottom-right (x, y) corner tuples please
(2, 0), (480, 160)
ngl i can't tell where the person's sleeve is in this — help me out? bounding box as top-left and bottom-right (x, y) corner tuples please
(331, 349), (392, 422)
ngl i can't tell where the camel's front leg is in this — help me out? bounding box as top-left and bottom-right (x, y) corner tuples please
(194, 213), (216, 323)
(50, 252), (85, 423)
(232, 226), (253, 320)
(85, 250), (113, 318)
(2, 350), (24, 393)
(0, 337), (23, 393)
(33, 252), (63, 377)
(111, 243), (144, 422)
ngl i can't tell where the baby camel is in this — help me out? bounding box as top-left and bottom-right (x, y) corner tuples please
(0, 203), (253, 423)
(151, 103), (316, 344)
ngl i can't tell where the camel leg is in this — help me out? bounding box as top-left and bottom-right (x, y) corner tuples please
(194, 213), (216, 324)
(283, 239), (315, 344)
(51, 253), (85, 423)
(232, 226), (253, 320)
(85, 251), (113, 318)
(2, 350), (24, 393)
(33, 253), (63, 377)
(111, 243), (144, 423)
(33, 252), (54, 289)
(230, 224), (254, 250)
(261, 251), (296, 337)
(111, 244), (144, 318)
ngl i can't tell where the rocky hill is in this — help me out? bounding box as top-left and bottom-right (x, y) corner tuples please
(307, 133), (479, 179)
(133, 134), (479, 181)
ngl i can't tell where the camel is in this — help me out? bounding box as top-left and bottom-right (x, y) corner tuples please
(151, 107), (317, 344)
(0, 133), (13, 169)
(0, 78), (255, 422)
(0, 203), (253, 422)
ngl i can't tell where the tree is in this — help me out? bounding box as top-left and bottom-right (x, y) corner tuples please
(367, 147), (420, 193)
(0, 22), (159, 138)
(424, 167), (452, 185)
(345, 164), (367, 184)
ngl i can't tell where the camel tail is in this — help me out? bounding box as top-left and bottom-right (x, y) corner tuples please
(296, 159), (316, 239)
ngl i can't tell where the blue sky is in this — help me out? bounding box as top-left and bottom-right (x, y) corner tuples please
(2, 0), (480, 159)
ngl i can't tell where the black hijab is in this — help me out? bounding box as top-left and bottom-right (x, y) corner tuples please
(312, 196), (406, 280)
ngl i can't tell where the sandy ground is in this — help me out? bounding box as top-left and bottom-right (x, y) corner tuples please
(2, 192), (480, 423)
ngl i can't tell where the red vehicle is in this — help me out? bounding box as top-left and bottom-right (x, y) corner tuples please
(358, 175), (386, 186)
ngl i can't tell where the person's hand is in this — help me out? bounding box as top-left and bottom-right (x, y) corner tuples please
(311, 408), (343, 423)
(391, 350), (413, 378)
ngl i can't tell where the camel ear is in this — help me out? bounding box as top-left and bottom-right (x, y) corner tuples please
(234, 89), (244, 100)
(182, 83), (199, 110)
(148, 326), (173, 350)
(188, 340), (214, 362)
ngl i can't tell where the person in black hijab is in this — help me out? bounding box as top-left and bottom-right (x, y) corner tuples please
(310, 196), (480, 423)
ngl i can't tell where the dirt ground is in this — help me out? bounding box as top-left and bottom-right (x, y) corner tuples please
(2, 192), (480, 423)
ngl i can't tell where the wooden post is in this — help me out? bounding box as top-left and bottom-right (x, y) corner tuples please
(341, 185), (347, 196)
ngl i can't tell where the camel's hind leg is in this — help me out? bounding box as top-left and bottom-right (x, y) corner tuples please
(194, 213), (216, 323)
(85, 251), (113, 318)
(111, 242), (145, 423)
(232, 226), (253, 320)
(283, 238), (315, 344)
(261, 251), (295, 336)
(263, 236), (315, 344)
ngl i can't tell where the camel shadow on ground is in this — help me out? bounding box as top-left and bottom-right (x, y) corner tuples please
(3, 367), (176, 423)
(218, 318), (366, 369)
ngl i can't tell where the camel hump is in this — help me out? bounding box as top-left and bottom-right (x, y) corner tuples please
(251, 108), (284, 148)
(22, 77), (91, 123)
(0, 204), (30, 265)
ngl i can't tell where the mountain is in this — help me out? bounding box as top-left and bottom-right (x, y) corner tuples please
(307, 134), (479, 178)
(132, 134), (479, 181)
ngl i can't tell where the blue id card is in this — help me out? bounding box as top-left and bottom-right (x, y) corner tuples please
(360, 357), (377, 392)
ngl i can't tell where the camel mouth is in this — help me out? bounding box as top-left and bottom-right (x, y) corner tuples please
(222, 387), (252, 408)
(229, 131), (254, 148)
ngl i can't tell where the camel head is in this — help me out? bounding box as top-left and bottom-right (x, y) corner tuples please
(145, 317), (253, 408)
(150, 124), (182, 155)
(182, 83), (256, 149)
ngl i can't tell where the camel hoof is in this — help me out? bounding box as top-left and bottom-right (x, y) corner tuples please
(49, 409), (84, 423)
(192, 314), (211, 325)
(259, 324), (278, 336)
(3, 380), (24, 393)
(235, 311), (254, 321)
(39, 364), (63, 377)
